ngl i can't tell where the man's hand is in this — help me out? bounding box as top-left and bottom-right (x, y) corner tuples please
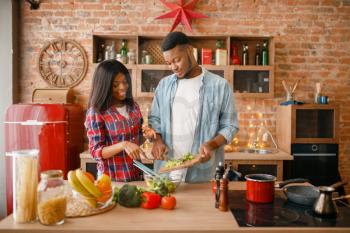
(151, 134), (168, 160)
(199, 143), (214, 163)
(123, 141), (145, 160)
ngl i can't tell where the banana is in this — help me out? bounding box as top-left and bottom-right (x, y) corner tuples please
(75, 169), (102, 198)
(83, 197), (97, 208)
(67, 170), (94, 198)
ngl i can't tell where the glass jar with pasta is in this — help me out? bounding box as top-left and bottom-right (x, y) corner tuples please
(12, 150), (39, 223)
(37, 170), (67, 225)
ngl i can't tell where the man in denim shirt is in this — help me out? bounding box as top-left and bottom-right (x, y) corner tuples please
(149, 32), (239, 183)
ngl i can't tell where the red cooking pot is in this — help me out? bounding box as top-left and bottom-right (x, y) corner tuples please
(245, 174), (276, 203)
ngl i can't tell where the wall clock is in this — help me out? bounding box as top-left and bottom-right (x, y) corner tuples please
(38, 38), (88, 88)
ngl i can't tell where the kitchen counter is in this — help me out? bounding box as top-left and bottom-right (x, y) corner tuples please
(0, 182), (349, 233)
(224, 150), (293, 161)
(225, 150), (293, 180)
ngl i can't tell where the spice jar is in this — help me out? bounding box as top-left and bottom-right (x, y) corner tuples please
(37, 170), (67, 225)
(12, 149), (39, 223)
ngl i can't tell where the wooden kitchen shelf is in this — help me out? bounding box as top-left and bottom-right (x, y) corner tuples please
(92, 34), (275, 98)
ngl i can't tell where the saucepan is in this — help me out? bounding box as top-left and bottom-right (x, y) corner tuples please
(277, 179), (348, 206)
(245, 174), (277, 203)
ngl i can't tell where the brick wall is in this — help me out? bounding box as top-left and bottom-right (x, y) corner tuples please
(18, 0), (350, 192)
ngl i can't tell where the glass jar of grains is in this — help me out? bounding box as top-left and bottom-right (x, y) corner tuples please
(37, 170), (67, 225)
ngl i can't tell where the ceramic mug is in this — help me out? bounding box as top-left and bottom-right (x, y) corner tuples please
(319, 96), (329, 104)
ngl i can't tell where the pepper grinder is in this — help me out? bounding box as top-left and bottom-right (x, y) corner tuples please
(215, 162), (225, 208)
(219, 176), (229, 212)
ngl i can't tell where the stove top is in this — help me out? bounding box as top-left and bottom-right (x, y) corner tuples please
(229, 190), (350, 227)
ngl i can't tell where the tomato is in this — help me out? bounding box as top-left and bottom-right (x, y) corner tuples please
(161, 195), (176, 210)
(141, 192), (161, 209)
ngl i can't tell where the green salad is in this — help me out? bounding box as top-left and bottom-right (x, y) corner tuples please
(164, 152), (195, 168)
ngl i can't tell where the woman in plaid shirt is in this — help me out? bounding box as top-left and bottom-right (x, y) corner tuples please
(85, 60), (154, 182)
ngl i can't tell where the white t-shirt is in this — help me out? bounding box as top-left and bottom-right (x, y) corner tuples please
(172, 72), (203, 156)
(116, 105), (129, 119)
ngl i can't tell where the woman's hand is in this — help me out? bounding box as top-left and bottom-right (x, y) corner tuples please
(142, 125), (157, 139)
(123, 141), (145, 160)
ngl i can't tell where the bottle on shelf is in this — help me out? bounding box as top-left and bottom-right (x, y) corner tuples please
(127, 49), (136, 64)
(231, 44), (240, 65)
(215, 39), (227, 66)
(261, 40), (269, 65)
(255, 43), (261, 66)
(109, 41), (116, 60)
(104, 45), (110, 60)
(120, 39), (128, 64)
(141, 50), (148, 64)
(97, 44), (104, 63)
(242, 43), (249, 66)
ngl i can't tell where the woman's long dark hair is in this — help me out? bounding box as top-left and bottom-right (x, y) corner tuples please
(88, 60), (134, 112)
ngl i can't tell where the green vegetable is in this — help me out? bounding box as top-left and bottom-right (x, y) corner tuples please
(164, 152), (195, 168)
(147, 177), (177, 196)
(148, 178), (169, 196)
(112, 186), (120, 203)
(118, 184), (142, 208)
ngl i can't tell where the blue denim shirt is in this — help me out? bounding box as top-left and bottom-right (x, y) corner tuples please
(149, 67), (239, 183)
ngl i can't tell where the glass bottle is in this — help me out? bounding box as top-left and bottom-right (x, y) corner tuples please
(104, 45), (110, 60)
(120, 39), (128, 64)
(127, 49), (136, 64)
(37, 170), (67, 225)
(109, 41), (116, 60)
(97, 44), (104, 63)
(261, 40), (269, 65)
(231, 44), (240, 65)
(242, 43), (249, 66)
(255, 43), (261, 66)
(141, 50), (148, 64)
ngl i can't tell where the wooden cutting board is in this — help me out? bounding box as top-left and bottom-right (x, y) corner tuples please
(158, 156), (202, 174)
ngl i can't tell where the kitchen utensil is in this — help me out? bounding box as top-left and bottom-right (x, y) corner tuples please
(313, 186), (338, 217)
(277, 178), (317, 206)
(245, 174), (276, 203)
(158, 155), (201, 174)
(133, 160), (160, 178)
(332, 194), (350, 201)
(312, 180), (348, 217)
(279, 179), (348, 206)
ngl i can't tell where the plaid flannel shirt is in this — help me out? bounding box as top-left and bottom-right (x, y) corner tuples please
(85, 103), (143, 182)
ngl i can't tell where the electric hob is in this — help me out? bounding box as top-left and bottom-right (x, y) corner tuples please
(229, 190), (350, 227)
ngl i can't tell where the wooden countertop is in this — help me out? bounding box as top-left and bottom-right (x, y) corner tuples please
(225, 150), (293, 161)
(0, 182), (348, 233)
(82, 150), (293, 161)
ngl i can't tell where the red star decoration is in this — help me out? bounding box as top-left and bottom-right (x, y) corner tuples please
(155, 0), (208, 32)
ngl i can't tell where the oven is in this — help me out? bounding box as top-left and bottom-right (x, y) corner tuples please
(283, 143), (340, 186)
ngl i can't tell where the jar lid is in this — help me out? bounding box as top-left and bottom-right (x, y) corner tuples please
(40, 170), (63, 179)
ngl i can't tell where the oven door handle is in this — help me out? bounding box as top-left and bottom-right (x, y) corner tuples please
(293, 153), (337, 156)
